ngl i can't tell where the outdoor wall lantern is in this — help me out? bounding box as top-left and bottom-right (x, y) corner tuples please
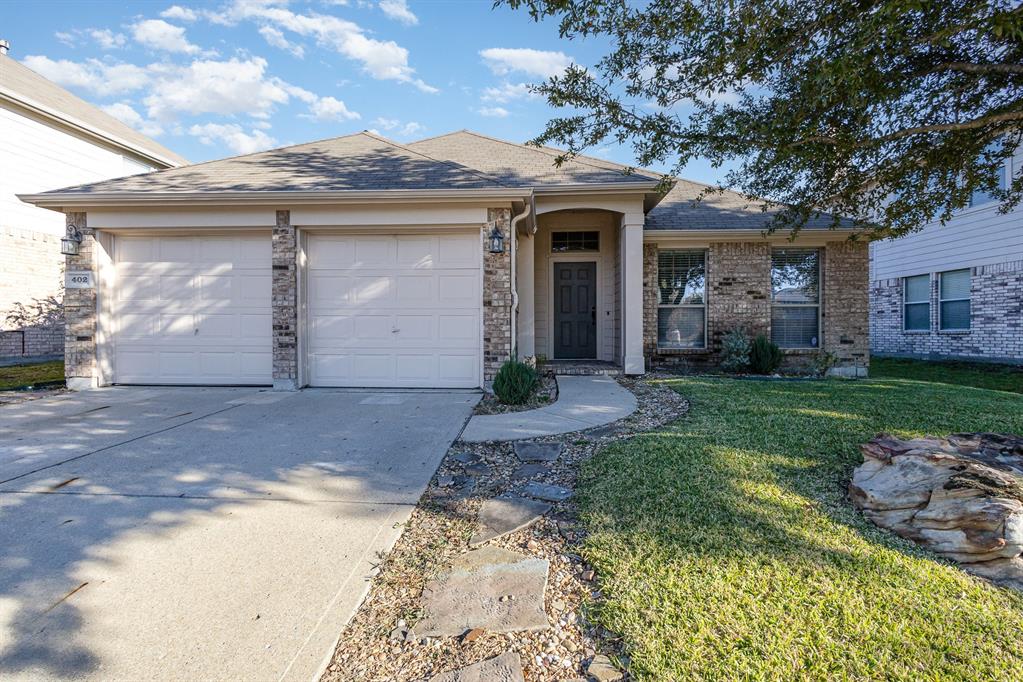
(60, 225), (83, 256)
(487, 221), (505, 253)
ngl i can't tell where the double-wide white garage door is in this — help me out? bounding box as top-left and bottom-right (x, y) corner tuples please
(109, 231), (482, 388)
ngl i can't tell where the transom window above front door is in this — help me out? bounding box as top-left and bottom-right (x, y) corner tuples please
(552, 231), (599, 252)
(657, 250), (706, 349)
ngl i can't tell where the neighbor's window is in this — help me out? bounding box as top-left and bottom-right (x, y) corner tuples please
(903, 274), (931, 331)
(939, 269), (971, 330)
(969, 143), (1008, 207)
(551, 231), (599, 252)
(657, 250), (706, 349)
(770, 249), (820, 348)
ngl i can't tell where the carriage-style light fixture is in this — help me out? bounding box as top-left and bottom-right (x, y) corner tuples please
(60, 225), (83, 256)
(487, 221), (505, 253)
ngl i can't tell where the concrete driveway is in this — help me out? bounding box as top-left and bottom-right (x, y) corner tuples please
(0, 387), (478, 681)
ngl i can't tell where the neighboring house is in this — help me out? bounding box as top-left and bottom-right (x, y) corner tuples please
(0, 46), (187, 361)
(869, 146), (1023, 364)
(20, 129), (869, 390)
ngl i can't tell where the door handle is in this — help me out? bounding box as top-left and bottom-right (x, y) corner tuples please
(591, 306), (596, 323)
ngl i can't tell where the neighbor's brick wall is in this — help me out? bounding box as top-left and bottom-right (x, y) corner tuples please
(824, 240), (870, 372)
(63, 212), (96, 383)
(484, 207), (512, 380)
(644, 240), (870, 372)
(0, 227), (64, 358)
(870, 259), (1023, 363)
(272, 210), (298, 388)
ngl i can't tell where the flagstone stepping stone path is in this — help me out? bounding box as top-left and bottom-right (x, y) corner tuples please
(469, 495), (551, 547)
(522, 482), (573, 502)
(510, 462), (548, 480)
(415, 546), (550, 638)
(513, 441), (563, 462)
(428, 651), (525, 682)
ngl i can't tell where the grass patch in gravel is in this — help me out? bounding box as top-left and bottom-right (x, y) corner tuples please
(0, 360), (64, 390)
(577, 374), (1023, 680)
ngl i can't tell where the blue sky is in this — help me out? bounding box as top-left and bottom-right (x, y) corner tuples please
(2, 0), (725, 183)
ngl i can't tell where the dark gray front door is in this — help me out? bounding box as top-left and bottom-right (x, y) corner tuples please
(553, 261), (597, 359)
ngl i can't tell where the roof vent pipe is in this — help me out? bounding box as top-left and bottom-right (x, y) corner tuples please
(0, 40), (10, 56)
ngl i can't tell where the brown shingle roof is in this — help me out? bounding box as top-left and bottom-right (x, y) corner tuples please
(0, 53), (188, 167)
(34, 132), (510, 196)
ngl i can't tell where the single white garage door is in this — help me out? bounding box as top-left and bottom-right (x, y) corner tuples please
(112, 234), (272, 385)
(307, 232), (482, 388)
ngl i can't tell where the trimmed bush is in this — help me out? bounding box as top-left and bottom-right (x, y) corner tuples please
(492, 359), (538, 405)
(720, 328), (751, 373)
(749, 335), (783, 374)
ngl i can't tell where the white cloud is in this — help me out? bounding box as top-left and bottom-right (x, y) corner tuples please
(480, 47), (573, 79)
(101, 102), (164, 137)
(210, 1), (437, 92)
(306, 96), (360, 121)
(476, 106), (509, 118)
(143, 57), (294, 121)
(55, 31), (75, 47)
(379, 0), (418, 25)
(131, 19), (204, 55)
(161, 5), (198, 21)
(481, 81), (537, 104)
(259, 25), (305, 58)
(22, 56), (149, 96)
(90, 29), (127, 50)
(371, 117), (424, 137)
(189, 122), (277, 154)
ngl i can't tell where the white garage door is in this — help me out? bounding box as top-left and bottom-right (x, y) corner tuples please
(112, 234), (272, 385)
(307, 232), (482, 388)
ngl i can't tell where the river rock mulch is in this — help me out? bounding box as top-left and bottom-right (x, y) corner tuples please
(320, 375), (688, 682)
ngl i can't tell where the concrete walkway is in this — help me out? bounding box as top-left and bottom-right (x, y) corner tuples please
(460, 375), (637, 442)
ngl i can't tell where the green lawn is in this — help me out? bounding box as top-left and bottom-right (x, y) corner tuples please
(871, 356), (1023, 393)
(579, 374), (1023, 680)
(0, 360), (64, 390)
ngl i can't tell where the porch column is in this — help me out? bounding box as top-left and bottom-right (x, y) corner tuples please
(620, 213), (646, 375)
(64, 211), (99, 390)
(272, 209), (298, 390)
(516, 229), (536, 359)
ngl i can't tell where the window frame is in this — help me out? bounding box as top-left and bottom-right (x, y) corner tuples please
(656, 248), (708, 350)
(938, 268), (972, 332)
(770, 248), (821, 349)
(966, 146), (1011, 209)
(902, 273), (931, 332)
(550, 229), (600, 253)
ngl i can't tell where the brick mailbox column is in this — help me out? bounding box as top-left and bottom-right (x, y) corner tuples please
(483, 207), (512, 381)
(64, 211), (98, 390)
(272, 210), (298, 390)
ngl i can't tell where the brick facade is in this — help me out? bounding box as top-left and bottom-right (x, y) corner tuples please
(870, 259), (1023, 363)
(643, 240), (870, 374)
(483, 207), (512, 380)
(0, 227), (64, 359)
(63, 212), (97, 389)
(272, 210), (299, 389)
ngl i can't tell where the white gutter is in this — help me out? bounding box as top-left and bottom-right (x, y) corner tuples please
(0, 89), (185, 169)
(508, 200), (533, 360)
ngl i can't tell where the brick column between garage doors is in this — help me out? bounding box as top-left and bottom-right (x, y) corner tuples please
(272, 210), (298, 390)
(64, 211), (98, 390)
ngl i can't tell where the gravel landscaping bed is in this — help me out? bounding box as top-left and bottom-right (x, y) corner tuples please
(321, 376), (688, 682)
(474, 371), (559, 415)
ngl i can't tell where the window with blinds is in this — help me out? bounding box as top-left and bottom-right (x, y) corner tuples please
(657, 250), (706, 348)
(770, 249), (820, 348)
(939, 269), (971, 330)
(903, 274), (930, 331)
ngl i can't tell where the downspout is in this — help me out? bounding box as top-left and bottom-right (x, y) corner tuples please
(509, 198), (533, 361)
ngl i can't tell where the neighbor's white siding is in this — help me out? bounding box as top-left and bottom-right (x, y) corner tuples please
(869, 146), (1023, 281)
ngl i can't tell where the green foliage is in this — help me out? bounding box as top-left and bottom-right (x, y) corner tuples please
(811, 350), (839, 377)
(0, 360), (64, 390)
(502, 0), (1023, 238)
(720, 328), (751, 373)
(749, 334), (783, 374)
(872, 356), (1023, 393)
(492, 359), (538, 404)
(576, 375), (1023, 680)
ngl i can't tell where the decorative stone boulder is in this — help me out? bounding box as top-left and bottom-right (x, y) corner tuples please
(850, 433), (1023, 591)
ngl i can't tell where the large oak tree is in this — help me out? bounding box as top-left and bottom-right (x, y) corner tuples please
(502, 0), (1023, 237)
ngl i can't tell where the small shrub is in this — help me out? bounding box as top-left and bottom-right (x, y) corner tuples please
(492, 359), (537, 405)
(720, 328), (751, 373)
(811, 350), (839, 377)
(749, 335), (783, 374)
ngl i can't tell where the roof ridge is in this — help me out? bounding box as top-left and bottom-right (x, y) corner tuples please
(368, 129), (512, 188)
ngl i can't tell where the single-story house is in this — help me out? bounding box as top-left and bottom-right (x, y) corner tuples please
(19, 129), (869, 390)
